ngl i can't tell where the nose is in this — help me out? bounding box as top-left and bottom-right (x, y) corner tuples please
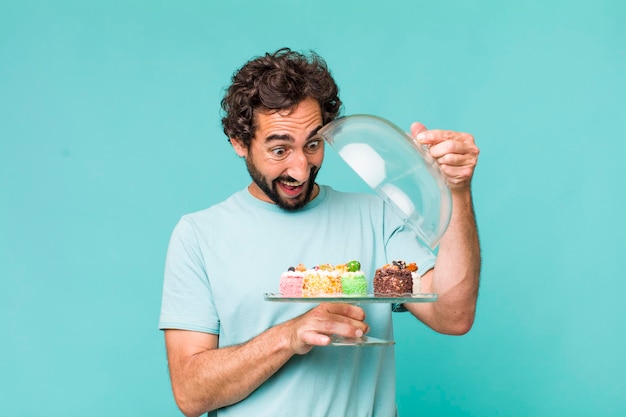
(286, 150), (311, 182)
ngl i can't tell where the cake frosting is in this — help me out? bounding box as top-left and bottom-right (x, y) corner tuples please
(302, 264), (342, 297)
(411, 269), (422, 294)
(340, 260), (367, 295)
(279, 260), (422, 297)
(279, 260), (366, 297)
(279, 264), (305, 296)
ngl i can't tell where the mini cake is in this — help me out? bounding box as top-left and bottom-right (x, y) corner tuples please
(340, 260), (367, 295)
(302, 264), (342, 297)
(373, 260), (415, 295)
(279, 264), (306, 296)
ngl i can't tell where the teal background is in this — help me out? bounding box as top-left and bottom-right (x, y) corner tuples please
(2, 1), (625, 416)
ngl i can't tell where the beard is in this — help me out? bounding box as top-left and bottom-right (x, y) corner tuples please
(245, 156), (320, 211)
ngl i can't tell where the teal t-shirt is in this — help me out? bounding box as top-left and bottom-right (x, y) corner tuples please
(159, 185), (436, 417)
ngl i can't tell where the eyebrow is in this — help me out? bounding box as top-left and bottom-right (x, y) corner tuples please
(265, 125), (323, 143)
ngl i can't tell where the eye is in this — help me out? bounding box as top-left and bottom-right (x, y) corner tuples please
(305, 139), (322, 153)
(270, 147), (288, 159)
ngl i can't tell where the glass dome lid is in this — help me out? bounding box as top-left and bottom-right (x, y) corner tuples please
(318, 114), (452, 249)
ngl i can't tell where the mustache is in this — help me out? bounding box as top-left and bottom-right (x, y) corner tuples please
(275, 167), (319, 184)
(276, 176), (301, 184)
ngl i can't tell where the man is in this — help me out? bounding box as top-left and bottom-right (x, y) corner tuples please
(159, 48), (480, 417)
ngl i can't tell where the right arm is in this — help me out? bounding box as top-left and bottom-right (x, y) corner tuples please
(165, 302), (369, 417)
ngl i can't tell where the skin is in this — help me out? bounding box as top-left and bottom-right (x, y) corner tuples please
(404, 122), (481, 334)
(164, 98), (481, 416)
(231, 98), (324, 211)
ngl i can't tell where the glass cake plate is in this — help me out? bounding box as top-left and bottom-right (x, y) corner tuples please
(265, 293), (438, 346)
(264, 293), (438, 303)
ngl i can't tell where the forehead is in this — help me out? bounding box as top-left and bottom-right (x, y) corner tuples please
(254, 98), (322, 139)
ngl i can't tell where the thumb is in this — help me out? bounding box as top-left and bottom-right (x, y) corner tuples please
(410, 122), (428, 138)
(301, 331), (331, 347)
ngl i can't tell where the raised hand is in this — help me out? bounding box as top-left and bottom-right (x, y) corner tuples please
(411, 122), (479, 192)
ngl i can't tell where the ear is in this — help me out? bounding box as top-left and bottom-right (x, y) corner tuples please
(230, 138), (248, 158)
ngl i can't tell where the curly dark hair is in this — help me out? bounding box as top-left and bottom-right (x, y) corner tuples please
(221, 48), (342, 147)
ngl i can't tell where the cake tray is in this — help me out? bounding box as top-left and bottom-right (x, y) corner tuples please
(264, 293), (438, 303)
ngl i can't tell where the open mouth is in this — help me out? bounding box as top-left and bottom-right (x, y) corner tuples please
(277, 179), (305, 197)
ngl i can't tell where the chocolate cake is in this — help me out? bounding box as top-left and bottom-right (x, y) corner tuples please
(373, 260), (415, 295)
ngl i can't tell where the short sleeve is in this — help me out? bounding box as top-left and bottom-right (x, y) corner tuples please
(158, 217), (220, 334)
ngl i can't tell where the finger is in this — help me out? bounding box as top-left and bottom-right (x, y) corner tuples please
(313, 303), (370, 336)
(320, 302), (366, 321)
(416, 129), (456, 146)
(435, 146), (479, 165)
(295, 316), (366, 350)
(410, 122), (428, 137)
(419, 129), (477, 149)
(322, 319), (368, 338)
(300, 331), (331, 347)
(429, 141), (466, 160)
(434, 151), (478, 188)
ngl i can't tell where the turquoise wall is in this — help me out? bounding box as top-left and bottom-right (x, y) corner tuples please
(2, 1), (625, 415)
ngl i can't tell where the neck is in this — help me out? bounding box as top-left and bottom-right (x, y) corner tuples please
(310, 183), (320, 201)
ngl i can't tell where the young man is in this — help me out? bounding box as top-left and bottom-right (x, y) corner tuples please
(159, 48), (480, 417)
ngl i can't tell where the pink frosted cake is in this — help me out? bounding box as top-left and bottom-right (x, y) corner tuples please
(279, 264), (306, 296)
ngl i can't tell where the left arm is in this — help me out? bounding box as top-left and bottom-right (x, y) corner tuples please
(405, 123), (481, 335)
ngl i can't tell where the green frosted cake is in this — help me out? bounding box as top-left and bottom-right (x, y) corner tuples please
(341, 260), (367, 295)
